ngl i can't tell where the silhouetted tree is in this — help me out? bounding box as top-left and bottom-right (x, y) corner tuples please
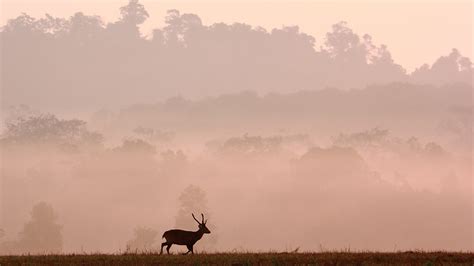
(163, 10), (203, 47)
(323, 21), (407, 87)
(2, 13), (37, 34)
(333, 128), (390, 149)
(438, 105), (473, 153)
(113, 138), (156, 155)
(325, 21), (365, 60)
(104, 0), (148, 40)
(68, 12), (104, 43)
(120, 0), (149, 26)
(1, 114), (103, 147)
(133, 127), (174, 143)
(216, 134), (283, 157)
(293, 146), (373, 186)
(1, 3), (471, 111)
(17, 202), (63, 254)
(333, 128), (450, 161)
(2, 105), (38, 125)
(176, 185), (208, 228)
(412, 48), (473, 85)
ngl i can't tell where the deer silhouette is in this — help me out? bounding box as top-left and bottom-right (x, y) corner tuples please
(160, 213), (211, 255)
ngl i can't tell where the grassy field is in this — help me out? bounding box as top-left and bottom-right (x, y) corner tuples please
(1, 252), (473, 265)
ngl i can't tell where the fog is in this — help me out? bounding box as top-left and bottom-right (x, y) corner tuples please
(0, 0), (472, 254)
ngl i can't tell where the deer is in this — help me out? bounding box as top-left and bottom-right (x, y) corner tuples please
(160, 213), (211, 255)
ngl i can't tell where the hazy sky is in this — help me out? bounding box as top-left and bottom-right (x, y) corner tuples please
(1, 0), (472, 71)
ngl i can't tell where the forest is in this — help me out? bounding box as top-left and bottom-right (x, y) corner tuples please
(0, 0), (472, 255)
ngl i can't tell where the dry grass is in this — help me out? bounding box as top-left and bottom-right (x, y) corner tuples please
(1, 251), (473, 265)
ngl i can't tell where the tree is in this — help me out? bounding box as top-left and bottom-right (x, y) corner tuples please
(2, 104), (38, 126)
(325, 21), (366, 61)
(105, 0), (149, 40)
(293, 146), (373, 186)
(216, 134), (283, 157)
(34, 14), (70, 36)
(17, 202), (63, 254)
(126, 227), (158, 252)
(119, 0), (149, 25)
(175, 185), (217, 250)
(411, 49), (473, 85)
(133, 127), (174, 143)
(2, 13), (37, 34)
(1, 114), (103, 147)
(116, 138), (156, 153)
(333, 128), (390, 149)
(68, 12), (104, 42)
(438, 106), (473, 153)
(163, 9), (184, 47)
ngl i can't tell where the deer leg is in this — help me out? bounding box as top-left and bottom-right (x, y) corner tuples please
(181, 245), (193, 255)
(160, 242), (167, 255)
(166, 244), (172, 254)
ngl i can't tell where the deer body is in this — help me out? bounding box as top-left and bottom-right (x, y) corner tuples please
(160, 213), (210, 255)
(163, 229), (204, 246)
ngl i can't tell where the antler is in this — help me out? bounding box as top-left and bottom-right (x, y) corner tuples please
(200, 213), (208, 224)
(192, 213), (201, 224)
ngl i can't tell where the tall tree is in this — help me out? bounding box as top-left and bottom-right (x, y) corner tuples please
(120, 0), (149, 25)
(175, 185), (217, 250)
(17, 202), (63, 254)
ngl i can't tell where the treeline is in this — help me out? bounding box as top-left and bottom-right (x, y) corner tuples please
(88, 83), (472, 155)
(1, 0), (472, 111)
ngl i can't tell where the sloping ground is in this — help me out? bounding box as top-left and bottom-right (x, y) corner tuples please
(1, 252), (473, 265)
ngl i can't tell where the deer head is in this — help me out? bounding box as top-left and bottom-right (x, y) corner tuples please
(192, 213), (211, 234)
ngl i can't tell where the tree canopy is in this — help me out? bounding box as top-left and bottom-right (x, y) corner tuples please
(1, 0), (471, 111)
